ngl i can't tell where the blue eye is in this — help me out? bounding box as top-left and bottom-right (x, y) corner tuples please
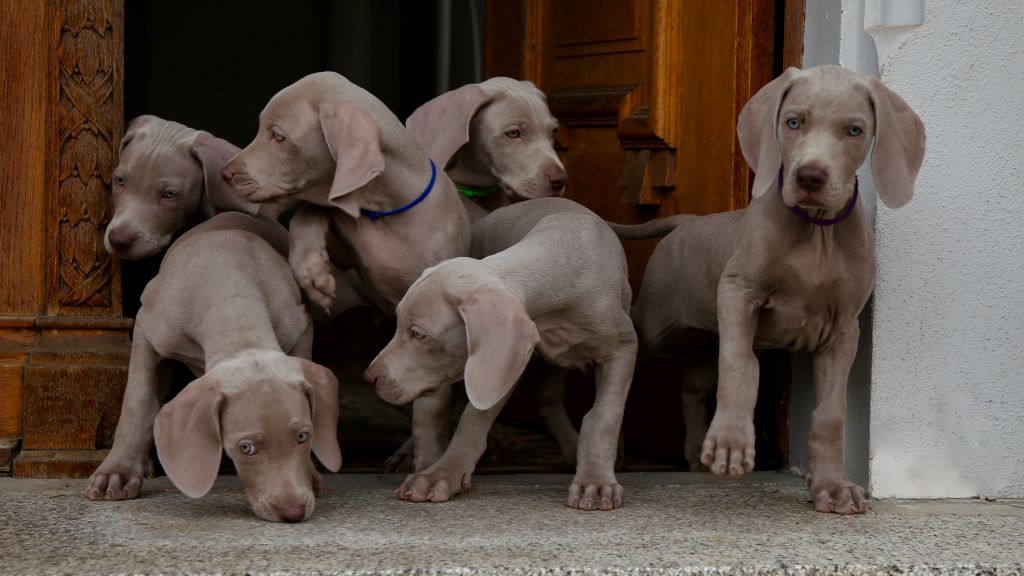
(161, 190), (178, 199)
(297, 431), (309, 444)
(848, 126), (863, 137)
(786, 118), (802, 129)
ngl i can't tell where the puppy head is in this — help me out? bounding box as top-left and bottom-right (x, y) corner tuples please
(365, 258), (538, 411)
(154, 352), (341, 523)
(106, 116), (257, 259)
(448, 77), (565, 199)
(222, 73), (385, 218)
(738, 65), (925, 212)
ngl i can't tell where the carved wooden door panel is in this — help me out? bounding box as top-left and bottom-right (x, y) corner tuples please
(486, 0), (801, 465)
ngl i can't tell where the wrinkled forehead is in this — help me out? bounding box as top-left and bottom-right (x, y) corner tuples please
(781, 74), (874, 123)
(260, 86), (318, 129)
(482, 89), (558, 128)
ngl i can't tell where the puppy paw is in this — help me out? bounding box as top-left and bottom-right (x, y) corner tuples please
(567, 475), (623, 511)
(396, 467), (471, 503)
(810, 477), (867, 515)
(86, 457), (151, 501)
(700, 414), (756, 478)
(290, 248), (336, 311)
(383, 445), (415, 473)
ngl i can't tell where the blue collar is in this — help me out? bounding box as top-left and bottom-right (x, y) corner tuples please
(360, 159), (437, 220)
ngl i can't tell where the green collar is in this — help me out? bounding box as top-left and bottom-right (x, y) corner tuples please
(457, 185), (500, 198)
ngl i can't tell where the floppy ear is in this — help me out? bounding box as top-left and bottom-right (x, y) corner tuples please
(319, 102), (386, 218)
(405, 84), (491, 168)
(153, 374), (224, 498)
(458, 285), (539, 411)
(189, 131), (260, 217)
(738, 67), (801, 199)
(866, 76), (925, 208)
(295, 358), (342, 472)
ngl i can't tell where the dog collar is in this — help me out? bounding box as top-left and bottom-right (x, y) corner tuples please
(778, 166), (858, 226)
(360, 159), (437, 220)
(457, 185), (500, 198)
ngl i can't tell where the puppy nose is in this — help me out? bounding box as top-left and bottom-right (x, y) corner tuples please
(362, 367), (376, 384)
(220, 167), (235, 183)
(107, 229), (136, 252)
(547, 169), (568, 192)
(275, 504), (306, 523)
(796, 166), (828, 192)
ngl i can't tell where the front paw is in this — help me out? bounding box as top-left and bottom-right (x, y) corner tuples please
(396, 466), (471, 503)
(290, 248), (336, 311)
(567, 474), (623, 511)
(809, 477), (867, 515)
(700, 413), (755, 478)
(86, 457), (151, 501)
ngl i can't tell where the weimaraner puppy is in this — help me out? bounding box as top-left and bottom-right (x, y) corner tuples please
(406, 76), (567, 219)
(612, 65), (924, 514)
(104, 115), (262, 259)
(220, 71), (471, 473)
(85, 212), (342, 523)
(381, 77), (572, 471)
(365, 197), (637, 510)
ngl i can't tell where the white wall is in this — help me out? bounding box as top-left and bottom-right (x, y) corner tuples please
(869, 0), (1024, 498)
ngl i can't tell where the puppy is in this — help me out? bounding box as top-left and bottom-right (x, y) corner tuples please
(366, 198), (637, 510)
(86, 213), (341, 522)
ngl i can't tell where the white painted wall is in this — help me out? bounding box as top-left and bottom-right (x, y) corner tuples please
(869, 0), (1024, 498)
(794, 0), (1024, 499)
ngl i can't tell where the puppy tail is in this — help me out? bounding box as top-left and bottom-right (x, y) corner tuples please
(606, 215), (688, 239)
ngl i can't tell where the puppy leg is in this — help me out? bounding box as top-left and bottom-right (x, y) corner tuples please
(410, 386), (453, 471)
(86, 327), (162, 501)
(534, 366), (578, 466)
(569, 335), (636, 511)
(397, 387), (510, 503)
(808, 326), (866, 515)
(289, 205), (354, 312)
(681, 358), (715, 471)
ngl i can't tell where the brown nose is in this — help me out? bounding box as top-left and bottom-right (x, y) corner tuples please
(220, 167), (235, 183)
(547, 169), (567, 192)
(107, 229), (136, 253)
(275, 504), (306, 523)
(362, 367), (376, 384)
(796, 166), (828, 192)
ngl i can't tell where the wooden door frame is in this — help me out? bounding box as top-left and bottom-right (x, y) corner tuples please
(0, 0), (130, 476)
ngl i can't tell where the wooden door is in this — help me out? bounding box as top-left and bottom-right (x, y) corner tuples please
(486, 0), (803, 466)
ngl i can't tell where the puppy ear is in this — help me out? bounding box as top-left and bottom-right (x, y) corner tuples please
(405, 84), (492, 168)
(458, 285), (539, 411)
(866, 76), (925, 208)
(295, 358), (342, 472)
(189, 131), (260, 217)
(153, 374), (224, 498)
(319, 102), (386, 218)
(738, 67), (801, 199)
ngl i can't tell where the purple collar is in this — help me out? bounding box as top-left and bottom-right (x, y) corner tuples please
(778, 166), (858, 226)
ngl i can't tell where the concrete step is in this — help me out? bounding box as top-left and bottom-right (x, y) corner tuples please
(1, 472), (1022, 575)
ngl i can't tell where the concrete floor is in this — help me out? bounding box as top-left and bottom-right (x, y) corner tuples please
(1, 472), (1022, 575)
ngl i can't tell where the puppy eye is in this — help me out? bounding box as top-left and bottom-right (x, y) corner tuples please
(297, 431), (309, 444)
(785, 118), (802, 130)
(847, 126), (863, 137)
(504, 129), (522, 139)
(114, 175), (125, 187)
(410, 327), (426, 340)
(239, 441), (257, 456)
(161, 190), (178, 200)
(271, 130), (286, 143)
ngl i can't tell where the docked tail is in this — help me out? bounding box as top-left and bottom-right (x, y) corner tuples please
(606, 215), (689, 240)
